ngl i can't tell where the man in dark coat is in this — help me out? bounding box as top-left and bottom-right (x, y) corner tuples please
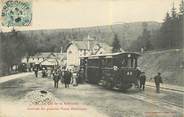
(154, 72), (163, 93)
(67, 69), (72, 87)
(139, 72), (146, 91)
(135, 67), (141, 88)
(42, 67), (47, 78)
(63, 70), (68, 88)
(33, 65), (39, 78)
(63, 69), (72, 88)
(53, 70), (60, 88)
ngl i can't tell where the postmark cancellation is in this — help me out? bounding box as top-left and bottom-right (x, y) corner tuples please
(1, 0), (32, 27)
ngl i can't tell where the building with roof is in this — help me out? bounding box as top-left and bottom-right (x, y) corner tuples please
(66, 36), (112, 69)
(21, 52), (67, 69)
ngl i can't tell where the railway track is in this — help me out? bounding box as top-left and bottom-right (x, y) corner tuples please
(127, 93), (183, 113)
(125, 85), (184, 113)
(99, 84), (184, 113)
(146, 84), (184, 95)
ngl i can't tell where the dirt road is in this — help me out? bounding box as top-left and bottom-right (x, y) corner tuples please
(0, 73), (183, 117)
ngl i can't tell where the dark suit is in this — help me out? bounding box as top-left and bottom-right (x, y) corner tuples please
(33, 67), (38, 78)
(139, 74), (146, 90)
(53, 73), (60, 88)
(64, 71), (72, 88)
(154, 75), (163, 93)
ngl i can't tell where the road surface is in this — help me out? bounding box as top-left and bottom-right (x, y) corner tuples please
(0, 73), (183, 117)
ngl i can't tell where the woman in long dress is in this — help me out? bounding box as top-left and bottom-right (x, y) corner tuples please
(72, 72), (78, 86)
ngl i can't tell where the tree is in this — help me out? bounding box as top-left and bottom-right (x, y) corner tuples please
(171, 3), (177, 19)
(178, 0), (184, 48)
(0, 29), (39, 75)
(142, 28), (152, 50)
(1, 30), (25, 74)
(164, 12), (171, 22)
(179, 0), (184, 15)
(112, 34), (121, 52)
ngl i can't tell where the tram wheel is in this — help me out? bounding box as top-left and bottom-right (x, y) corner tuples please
(104, 81), (113, 89)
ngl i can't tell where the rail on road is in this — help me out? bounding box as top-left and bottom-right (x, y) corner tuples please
(146, 82), (184, 93)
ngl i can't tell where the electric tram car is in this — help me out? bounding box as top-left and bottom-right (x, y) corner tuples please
(80, 52), (140, 90)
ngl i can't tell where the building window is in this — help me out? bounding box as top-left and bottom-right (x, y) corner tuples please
(68, 50), (72, 54)
(84, 50), (87, 56)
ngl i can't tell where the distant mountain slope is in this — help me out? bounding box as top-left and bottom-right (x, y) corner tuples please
(19, 21), (161, 52)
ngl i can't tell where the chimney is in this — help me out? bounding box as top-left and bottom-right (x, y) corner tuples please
(87, 35), (90, 50)
(88, 40), (90, 50)
(60, 47), (63, 54)
(87, 34), (90, 39)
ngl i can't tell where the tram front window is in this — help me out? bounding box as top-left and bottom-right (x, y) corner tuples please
(121, 59), (131, 67)
(121, 58), (136, 68)
(121, 59), (127, 67)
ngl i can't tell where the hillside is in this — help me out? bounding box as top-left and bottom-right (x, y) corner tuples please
(138, 49), (184, 86)
(19, 21), (161, 52)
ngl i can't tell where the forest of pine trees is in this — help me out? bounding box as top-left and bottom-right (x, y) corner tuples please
(129, 0), (184, 51)
(158, 1), (184, 49)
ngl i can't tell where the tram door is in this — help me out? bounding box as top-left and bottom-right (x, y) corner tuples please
(87, 58), (101, 83)
(98, 57), (104, 81)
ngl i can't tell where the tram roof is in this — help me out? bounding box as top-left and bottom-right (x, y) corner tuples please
(80, 52), (140, 59)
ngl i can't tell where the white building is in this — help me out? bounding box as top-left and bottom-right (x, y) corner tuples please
(66, 37), (112, 69)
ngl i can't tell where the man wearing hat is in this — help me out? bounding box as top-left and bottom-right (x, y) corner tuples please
(53, 70), (60, 88)
(154, 72), (163, 93)
(135, 67), (141, 88)
(139, 72), (146, 91)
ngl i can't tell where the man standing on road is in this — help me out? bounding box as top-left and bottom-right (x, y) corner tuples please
(72, 71), (78, 86)
(135, 67), (141, 88)
(67, 69), (72, 88)
(154, 72), (163, 93)
(33, 65), (39, 78)
(63, 69), (71, 88)
(53, 70), (60, 88)
(139, 72), (146, 91)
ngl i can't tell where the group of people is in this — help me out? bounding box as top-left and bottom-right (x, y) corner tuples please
(52, 68), (80, 88)
(33, 65), (81, 88)
(136, 68), (163, 93)
(33, 66), (48, 78)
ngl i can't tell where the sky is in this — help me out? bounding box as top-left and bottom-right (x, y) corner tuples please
(0, 0), (181, 31)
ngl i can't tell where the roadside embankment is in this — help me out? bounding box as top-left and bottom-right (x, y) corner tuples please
(0, 72), (32, 83)
(138, 49), (184, 86)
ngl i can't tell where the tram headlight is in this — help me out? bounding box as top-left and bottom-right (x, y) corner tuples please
(129, 72), (132, 75)
(126, 71), (132, 76)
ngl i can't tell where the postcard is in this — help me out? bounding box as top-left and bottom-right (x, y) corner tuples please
(0, 0), (183, 117)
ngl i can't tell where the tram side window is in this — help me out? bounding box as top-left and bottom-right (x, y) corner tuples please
(88, 59), (99, 66)
(113, 58), (121, 67)
(121, 58), (132, 68)
(101, 58), (112, 67)
(132, 58), (137, 68)
(127, 58), (132, 68)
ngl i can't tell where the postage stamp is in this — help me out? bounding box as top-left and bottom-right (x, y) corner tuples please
(1, 0), (32, 27)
